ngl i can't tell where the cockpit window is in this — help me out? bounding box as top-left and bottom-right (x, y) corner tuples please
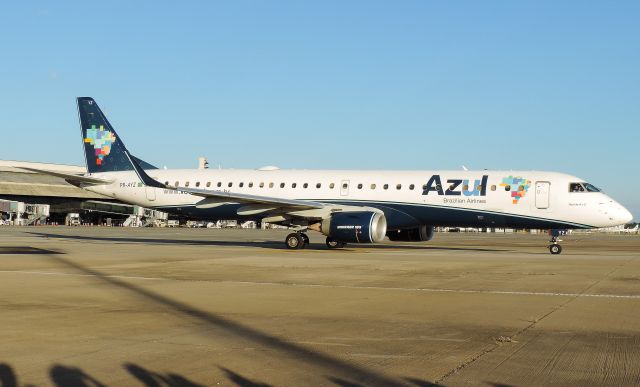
(569, 182), (600, 193)
(584, 183), (600, 192)
(569, 183), (585, 192)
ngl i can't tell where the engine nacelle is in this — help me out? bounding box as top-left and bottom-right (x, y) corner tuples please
(387, 225), (435, 242)
(320, 211), (387, 243)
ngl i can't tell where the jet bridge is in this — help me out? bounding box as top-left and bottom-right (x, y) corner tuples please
(0, 199), (50, 226)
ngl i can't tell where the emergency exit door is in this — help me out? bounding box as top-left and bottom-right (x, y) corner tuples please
(535, 181), (550, 209)
(145, 187), (156, 201)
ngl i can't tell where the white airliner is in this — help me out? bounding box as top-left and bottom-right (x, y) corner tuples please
(23, 98), (633, 254)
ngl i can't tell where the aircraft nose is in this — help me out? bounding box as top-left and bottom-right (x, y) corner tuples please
(602, 200), (634, 226)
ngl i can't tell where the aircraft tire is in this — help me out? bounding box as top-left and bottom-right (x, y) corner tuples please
(300, 233), (310, 246)
(549, 244), (562, 255)
(285, 233), (304, 249)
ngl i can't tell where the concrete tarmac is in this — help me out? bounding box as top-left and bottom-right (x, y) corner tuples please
(0, 227), (639, 386)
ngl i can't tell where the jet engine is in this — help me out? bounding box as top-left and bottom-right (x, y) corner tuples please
(386, 225), (435, 242)
(317, 211), (388, 243)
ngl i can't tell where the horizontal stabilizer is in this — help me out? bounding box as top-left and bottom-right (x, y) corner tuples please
(16, 167), (112, 185)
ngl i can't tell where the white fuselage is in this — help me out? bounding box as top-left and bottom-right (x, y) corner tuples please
(85, 169), (632, 230)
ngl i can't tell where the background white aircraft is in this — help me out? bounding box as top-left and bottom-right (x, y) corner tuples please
(24, 98), (633, 254)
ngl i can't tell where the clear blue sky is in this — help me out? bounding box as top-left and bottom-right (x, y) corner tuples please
(1, 1), (638, 220)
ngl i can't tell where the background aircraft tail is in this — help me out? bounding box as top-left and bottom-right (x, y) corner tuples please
(77, 97), (136, 174)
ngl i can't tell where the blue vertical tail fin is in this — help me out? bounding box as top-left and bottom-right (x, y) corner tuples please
(77, 97), (165, 188)
(77, 97), (135, 174)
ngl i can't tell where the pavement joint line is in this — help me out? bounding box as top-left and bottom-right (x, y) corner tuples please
(2, 270), (640, 299)
(434, 254), (639, 384)
(0, 270), (162, 281)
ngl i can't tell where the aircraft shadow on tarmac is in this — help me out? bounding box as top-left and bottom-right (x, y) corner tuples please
(15, 252), (445, 387)
(27, 232), (508, 252)
(0, 246), (62, 255)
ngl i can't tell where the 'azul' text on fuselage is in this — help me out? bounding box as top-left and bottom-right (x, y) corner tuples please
(422, 175), (489, 196)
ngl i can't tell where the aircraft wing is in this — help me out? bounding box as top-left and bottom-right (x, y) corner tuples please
(16, 167), (112, 186)
(124, 151), (326, 210)
(174, 186), (326, 210)
(126, 151), (360, 216)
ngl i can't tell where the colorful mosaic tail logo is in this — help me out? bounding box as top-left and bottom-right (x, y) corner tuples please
(84, 125), (117, 166)
(500, 176), (531, 204)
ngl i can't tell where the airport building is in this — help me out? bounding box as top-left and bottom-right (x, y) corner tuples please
(0, 160), (168, 226)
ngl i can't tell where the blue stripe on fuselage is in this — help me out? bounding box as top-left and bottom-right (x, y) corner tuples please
(151, 199), (593, 230)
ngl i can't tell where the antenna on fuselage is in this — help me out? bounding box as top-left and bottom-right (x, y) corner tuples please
(462, 165), (469, 171)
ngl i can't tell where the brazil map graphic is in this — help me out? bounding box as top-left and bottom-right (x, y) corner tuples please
(84, 125), (116, 166)
(500, 176), (531, 204)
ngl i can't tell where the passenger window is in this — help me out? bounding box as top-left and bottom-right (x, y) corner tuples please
(357, 184), (363, 189)
(342, 183), (348, 189)
(477, 185), (483, 192)
(239, 182), (244, 188)
(383, 184), (389, 190)
(409, 184), (415, 190)
(248, 182), (253, 188)
(371, 184), (376, 189)
(164, 181), (169, 186)
(206, 182), (211, 188)
(491, 185), (496, 191)
(217, 182), (222, 188)
(269, 182), (274, 188)
(292, 183), (297, 188)
(228, 182), (233, 187)
(518, 185), (524, 191)
(195, 182), (200, 187)
(278, 182), (283, 188)
(259, 182), (264, 188)
(504, 185), (511, 191)
(303, 183), (308, 189)
(396, 184), (402, 190)
(329, 183), (335, 189)
(422, 184), (428, 191)
(316, 183), (322, 188)
(174, 181), (179, 187)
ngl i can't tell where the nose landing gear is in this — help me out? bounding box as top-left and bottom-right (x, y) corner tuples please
(548, 229), (568, 254)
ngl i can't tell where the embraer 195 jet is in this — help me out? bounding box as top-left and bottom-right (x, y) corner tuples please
(24, 98), (633, 254)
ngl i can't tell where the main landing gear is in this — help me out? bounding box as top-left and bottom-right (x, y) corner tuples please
(284, 233), (348, 250)
(325, 237), (347, 249)
(285, 232), (309, 250)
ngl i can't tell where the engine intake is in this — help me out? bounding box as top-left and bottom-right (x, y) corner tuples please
(320, 211), (387, 243)
(387, 225), (434, 242)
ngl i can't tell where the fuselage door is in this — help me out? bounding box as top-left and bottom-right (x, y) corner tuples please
(535, 181), (550, 209)
(145, 186), (156, 201)
(340, 180), (350, 196)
